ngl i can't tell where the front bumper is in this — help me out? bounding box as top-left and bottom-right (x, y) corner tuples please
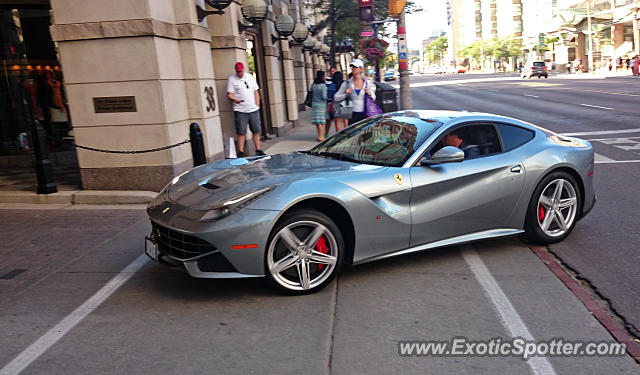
(146, 197), (280, 277)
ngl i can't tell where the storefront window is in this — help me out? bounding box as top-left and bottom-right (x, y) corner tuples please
(0, 6), (71, 155)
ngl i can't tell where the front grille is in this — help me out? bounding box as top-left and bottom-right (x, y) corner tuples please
(151, 222), (217, 260)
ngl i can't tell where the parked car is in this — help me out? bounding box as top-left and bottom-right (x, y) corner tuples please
(146, 111), (595, 294)
(384, 69), (396, 81)
(521, 61), (548, 79)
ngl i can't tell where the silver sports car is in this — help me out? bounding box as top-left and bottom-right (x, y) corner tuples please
(145, 110), (595, 294)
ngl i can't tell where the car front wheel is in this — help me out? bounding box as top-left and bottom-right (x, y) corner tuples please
(265, 209), (344, 294)
(525, 172), (582, 244)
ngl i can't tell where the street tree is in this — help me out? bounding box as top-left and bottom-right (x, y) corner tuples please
(308, 0), (421, 67)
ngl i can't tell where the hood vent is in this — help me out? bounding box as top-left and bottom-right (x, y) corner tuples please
(199, 178), (220, 190)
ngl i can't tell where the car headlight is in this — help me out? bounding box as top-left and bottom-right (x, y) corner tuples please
(199, 186), (275, 222)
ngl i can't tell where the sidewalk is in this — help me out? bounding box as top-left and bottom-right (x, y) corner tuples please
(0, 108), (323, 206)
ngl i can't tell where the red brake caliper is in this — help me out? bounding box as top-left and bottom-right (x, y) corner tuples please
(316, 236), (328, 271)
(538, 205), (545, 221)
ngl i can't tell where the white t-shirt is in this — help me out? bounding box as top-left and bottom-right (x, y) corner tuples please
(226, 73), (260, 113)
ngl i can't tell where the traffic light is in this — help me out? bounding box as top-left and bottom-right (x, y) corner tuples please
(388, 0), (406, 18)
(359, 0), (374, 22)
(539, 33), (545, 47)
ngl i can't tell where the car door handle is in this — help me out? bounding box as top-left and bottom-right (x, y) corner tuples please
(510, 165), (522, 173)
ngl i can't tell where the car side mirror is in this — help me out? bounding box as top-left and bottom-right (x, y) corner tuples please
(420, 146), (465, 166)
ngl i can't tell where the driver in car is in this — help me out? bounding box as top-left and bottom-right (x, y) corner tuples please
(441, 130), (481, 159)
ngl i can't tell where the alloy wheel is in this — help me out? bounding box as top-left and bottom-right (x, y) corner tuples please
(267, 220), (339, 291)
(536, 178), (578, 238)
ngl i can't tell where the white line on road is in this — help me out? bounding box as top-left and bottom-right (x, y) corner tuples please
(460, 245), (556, 375)
(560, 128), (640, 137)
(595, 159), (640, 164)
(0, 254), (149, 375)
(524, 94), (540, 98)
(594, 153), (615, 162)
(579, 103), (614, 111)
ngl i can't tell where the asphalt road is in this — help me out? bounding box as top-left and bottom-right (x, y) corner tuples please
(1, 207), (638, 374)
(1, 74), (639, 374)
(408, 72), (640, 337)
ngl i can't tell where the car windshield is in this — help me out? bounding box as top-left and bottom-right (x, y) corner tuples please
(533, 62), (545, 67)
(307, 114), (441, 167)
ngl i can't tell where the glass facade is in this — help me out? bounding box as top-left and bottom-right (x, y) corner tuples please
(0, 5), (71, 155)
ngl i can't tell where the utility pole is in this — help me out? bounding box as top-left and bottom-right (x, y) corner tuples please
(397, 10), (411, 109)
(329, 0), (336, 68)
(587, 0), (594, 74)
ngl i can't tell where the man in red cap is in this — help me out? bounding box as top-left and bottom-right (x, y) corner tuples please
(226, 61), (264, 157)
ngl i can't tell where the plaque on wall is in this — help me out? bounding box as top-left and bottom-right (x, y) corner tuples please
(93, 96), (137, 113)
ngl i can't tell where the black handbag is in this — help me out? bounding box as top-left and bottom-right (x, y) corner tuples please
(304, 89), (313, 107)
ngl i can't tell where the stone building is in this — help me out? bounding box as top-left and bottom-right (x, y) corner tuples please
(0, 0), (341, 191)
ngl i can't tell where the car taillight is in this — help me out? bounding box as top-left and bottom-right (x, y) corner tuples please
(531, 66), (535, 69)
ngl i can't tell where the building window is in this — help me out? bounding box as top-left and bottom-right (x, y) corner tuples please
(0, 7), (71, 155)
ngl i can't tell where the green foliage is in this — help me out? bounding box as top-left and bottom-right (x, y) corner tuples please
(459, 35), (522, 63)
(308, 0), (422, 59)
(424, 36), (448, 64)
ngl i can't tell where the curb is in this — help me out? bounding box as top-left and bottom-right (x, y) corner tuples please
(0, 190), (158, 205)
(529, 245), (640, 363)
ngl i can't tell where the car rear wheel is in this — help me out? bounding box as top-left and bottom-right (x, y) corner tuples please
(525, 172), (581, 244)
(265, 209), (344, 294)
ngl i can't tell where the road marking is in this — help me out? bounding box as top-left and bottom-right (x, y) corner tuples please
(538, 87), (640, 97)
(595, 159), (640, 164)
(594, 153), (615, 162)
(460, 245), (556, 375)
(524, 94), (540, 98)
(509, 82), (562, 87)
(579, 103), (614, 110)
(0, 255), (149, 375)
(560, 128), (640, 137)
(488, 89), (499, 92)
(404, 76), (523, 88)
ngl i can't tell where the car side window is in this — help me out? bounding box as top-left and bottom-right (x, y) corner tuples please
(426, 123), (502, 160)
(497, 124), (535, 152)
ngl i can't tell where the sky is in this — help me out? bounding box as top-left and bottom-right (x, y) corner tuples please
(404, 0), (448, 51)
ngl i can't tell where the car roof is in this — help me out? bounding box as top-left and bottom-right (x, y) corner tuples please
(385, 110), (543, 133)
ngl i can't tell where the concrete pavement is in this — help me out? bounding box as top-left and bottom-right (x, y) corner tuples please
(0, 207), (638, 374)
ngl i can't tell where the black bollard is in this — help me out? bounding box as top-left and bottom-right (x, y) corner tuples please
(30, 119), (58, 194)
(189, 123), (207, 167)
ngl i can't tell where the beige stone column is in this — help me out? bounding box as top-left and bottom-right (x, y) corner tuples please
(634, 19), (640, 55)
(293, 46), (308, 110)
(260, 20), (288, 135)
(305, 50), (314, 87)
(280, 41), (298, 122)
(576, 33), (587, 68)
(613, 24), (625, 65)
(50, 0), (223, 191)
(312, 52), (321, 73)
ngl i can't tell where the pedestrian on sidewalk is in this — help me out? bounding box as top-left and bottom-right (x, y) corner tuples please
(311, 70), (328, 141)
(327, 71), (347, 136)
(226, 62), (265, 157)
(334, 59), (375, 126)
(632, 56), (639, 76)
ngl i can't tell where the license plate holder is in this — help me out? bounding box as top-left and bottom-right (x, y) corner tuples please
(145, 236), (159, 262)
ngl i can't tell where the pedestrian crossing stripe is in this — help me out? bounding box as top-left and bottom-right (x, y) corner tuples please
(509, 82), (563, 87)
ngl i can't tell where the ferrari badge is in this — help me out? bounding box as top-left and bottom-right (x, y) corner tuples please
(393, 174), (403, 185)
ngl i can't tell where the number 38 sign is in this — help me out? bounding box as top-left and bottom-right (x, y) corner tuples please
(204, 86), (216, 112)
